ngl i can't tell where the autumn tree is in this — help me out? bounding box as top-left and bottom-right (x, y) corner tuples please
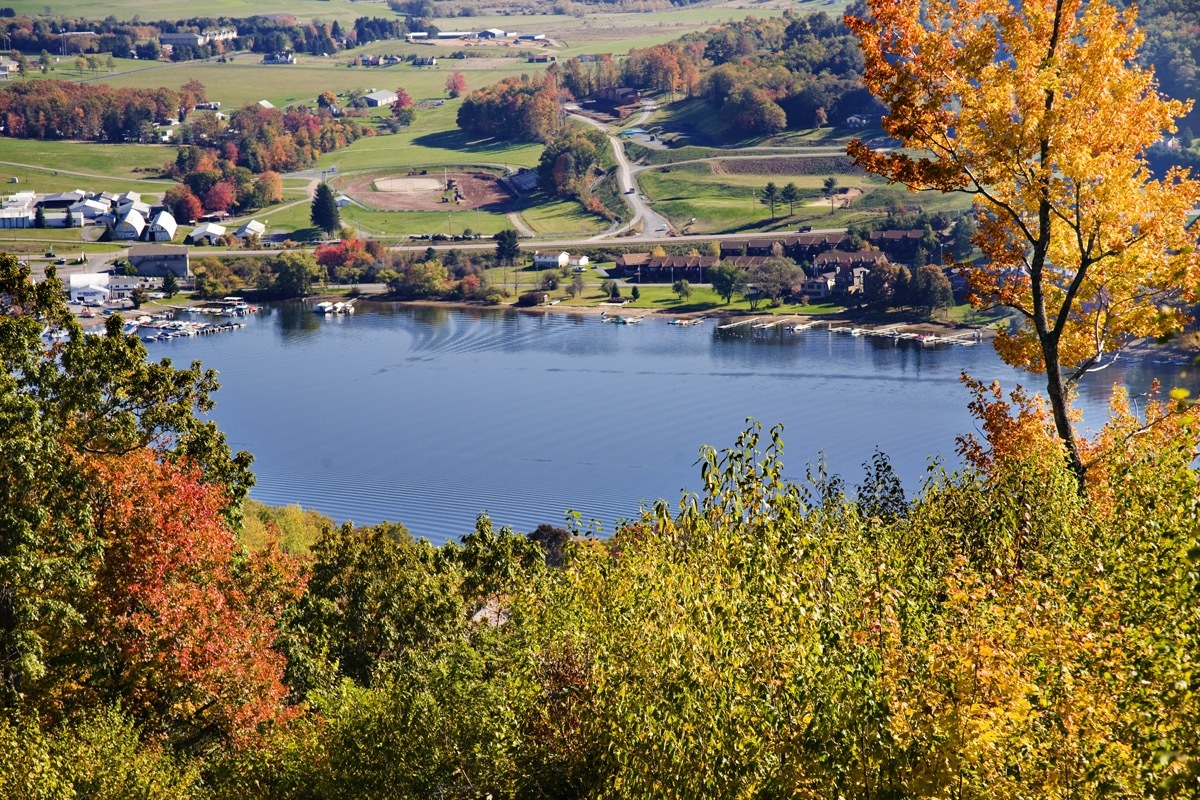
(445, 72), (467, 98)
(847, 0), (1200, 485)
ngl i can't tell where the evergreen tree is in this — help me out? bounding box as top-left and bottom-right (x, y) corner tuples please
(310, 183), (340, 238)
(780, 183), (799, 216)
(34, 206), (46, 228)
(760, 182), (780, 220)
(162, 271), (179, 298)
(493, 229), (520, 266)
(64, 209), (75, 229)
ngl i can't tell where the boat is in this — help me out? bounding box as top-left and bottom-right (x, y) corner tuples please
(669, 318), (701, 326)
(314, 301), (335, 314)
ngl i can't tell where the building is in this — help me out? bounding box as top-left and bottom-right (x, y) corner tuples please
(567, 255), (589, 268)
(364, 89), (398, 107)
(406, 32), (429, 40)
(868, 229), (927, 259)
(507, 169), (539, 195)
(257, 99), (276, 109)
(0, 191), (36, 228)
(814, 250), (888, 271)
(412, 56), (437, 67)
(114, 209), (146, 240)
(128, 243), (191, 278)
(528, 54), (557, 63)
(478, 28), (506, 38)
(68, 198), (110, 223)
(801, 272), (835, 300)
(68, 273), (110, 305)
(517, 33), (546, 41)
(262, 52), (296, 65)
(149, 210), (178, 242)
(37, 190), (86, 210)
(106, 276), (141, 301)
(189, 221), (226, 245)
(234, 219), (266, 240)
(160, 27), (237, 48)
(834, 265), (871, 295)
(532, 251), (569, 269)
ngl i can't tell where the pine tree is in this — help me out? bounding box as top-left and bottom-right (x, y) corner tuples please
(162, 271), (179, 298)
(34, 206), (46, 229)
(310, 183), (341, 238)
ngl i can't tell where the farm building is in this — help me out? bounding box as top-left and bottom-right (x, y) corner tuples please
(365, 90), (398, 107)
(234, 219), (266, 240)
(518, 33), (546, 41)
(478, 28), (507, 38)
(68, 198), (110, 223)
(114, 210), (146, 240)
(37, 190), (86, 210)
(149, 211), (177, 242)
(189, 222), (226, 245)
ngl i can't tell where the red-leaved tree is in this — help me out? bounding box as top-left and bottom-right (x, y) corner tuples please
(445, 72), (467, 98)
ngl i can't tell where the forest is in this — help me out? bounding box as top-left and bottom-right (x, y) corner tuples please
(3, 252), (1200, 799)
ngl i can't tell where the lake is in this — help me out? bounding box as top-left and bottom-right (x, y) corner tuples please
(146, 302), (1196, 545)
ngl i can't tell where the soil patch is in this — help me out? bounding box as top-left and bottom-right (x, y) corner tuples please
(718, 156), (860, 176)
(340, 171), (515, 212)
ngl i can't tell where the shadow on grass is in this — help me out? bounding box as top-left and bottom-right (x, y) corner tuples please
(410, 129), (529, 156)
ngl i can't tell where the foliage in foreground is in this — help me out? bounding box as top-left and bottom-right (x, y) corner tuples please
(4, 249), (1200, 797)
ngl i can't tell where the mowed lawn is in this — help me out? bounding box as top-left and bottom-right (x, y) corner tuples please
(0, 138), (175, 195)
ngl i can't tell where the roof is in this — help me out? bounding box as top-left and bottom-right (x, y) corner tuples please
(235, 219), (266, 237)
(69, 273), (109, 288)
(129, 243), (188, 259)
(117, 210), (146, 232)
(151, 210), (177, 235)
(192, 222), (226, 238)
(258, 99), (275, 109)
(365, 90), (397, 103)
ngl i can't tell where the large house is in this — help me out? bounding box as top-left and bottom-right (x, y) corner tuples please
(533, 251), (570, 270)
(128, 243), (191, 278)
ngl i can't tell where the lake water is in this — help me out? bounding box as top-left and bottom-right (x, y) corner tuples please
(147, 302), (1196, 544)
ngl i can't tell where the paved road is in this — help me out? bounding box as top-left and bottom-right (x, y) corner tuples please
(568, 111), (672, 240)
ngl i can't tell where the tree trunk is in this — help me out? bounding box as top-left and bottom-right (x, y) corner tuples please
(1041, 336), (1086, 490)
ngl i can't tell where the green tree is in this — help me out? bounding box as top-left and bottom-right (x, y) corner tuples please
(631, 286), (640, 302)
(310, 182), (340, 237)
(63, 208), (75, 229)
(821, 176), (838, 214)
(911, 265), (954, 317)
(672, 279), (692, 301)
(271, 251), (321, 297)
(34, 206), (46, 228)
(780, 182), (799, 216)
(709, 262), (746, 305)
(493, 229), (520, 266)
(747, 258), (801, 306)
(162, 271), (179, 298)
(760, 181), (780, 220)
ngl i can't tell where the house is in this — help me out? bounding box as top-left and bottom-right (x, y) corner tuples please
(719, 241), (747, 259)
(262, 52), (296, 65)
(114, 210), (146, 240)
(615, 253), (651, 271)
(412, 56), (437, 67)
(364, 89), (398, 107)
(68, 273), (110, 305)
(801, 272), (836, 300)
(149, 210), (177, 242)
(782, 232), (847, 259)
(814, 250), (888, 271)
(234, 219), (266, 240)
(189, 221), (226, 245)
(834, 265), (871, 295)
(106, 276), (141, 301)
(129, 243), (191, 278)
(528, 54), (556, 63)
(567, 255), (589, 268)
(868, 229), (927, 259)
(334, 194), (353, 208)
(533, 251), (569, 269)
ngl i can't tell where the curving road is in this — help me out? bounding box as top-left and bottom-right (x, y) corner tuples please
(568, 110), (671, 240)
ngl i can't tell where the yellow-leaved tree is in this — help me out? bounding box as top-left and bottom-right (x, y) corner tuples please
(846, 0), (1200, 486)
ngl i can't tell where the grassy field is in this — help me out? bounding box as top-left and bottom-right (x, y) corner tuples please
(637, 163), (884, 234)
(517, 196), (609, 236)
(0, 138), (174, 194)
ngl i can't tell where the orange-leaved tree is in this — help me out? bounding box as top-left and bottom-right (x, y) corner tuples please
(846, 0), (1200, 487)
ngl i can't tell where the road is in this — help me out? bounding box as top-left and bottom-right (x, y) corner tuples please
(568, 110), (672, 240)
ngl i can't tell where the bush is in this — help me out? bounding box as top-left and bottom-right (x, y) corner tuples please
(515, 291), (547, 307)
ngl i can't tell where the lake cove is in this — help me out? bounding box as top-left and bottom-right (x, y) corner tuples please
(148, 302), (1195, 545)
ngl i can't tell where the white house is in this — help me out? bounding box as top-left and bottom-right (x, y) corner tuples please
(533, 251), (570, 269)
(68, 273), (110, 304)
(107, 276), (141, 301)
(189, 221), (226, 245)
(567, 255), (589, 268)
(114, 210), (146, 240)
(234, 219), (265, 240)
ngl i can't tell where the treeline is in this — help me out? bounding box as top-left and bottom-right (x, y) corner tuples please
(0, 13), (410, 62)
(537, 125), (614, 218)
(456, 73), (565, 143)
(0, 80), (183, 142)
(556, 8), (878, 136)
(5, 252), (1200, 797)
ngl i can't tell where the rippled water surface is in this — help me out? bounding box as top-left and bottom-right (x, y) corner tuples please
(148, 302), (1195, 544)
